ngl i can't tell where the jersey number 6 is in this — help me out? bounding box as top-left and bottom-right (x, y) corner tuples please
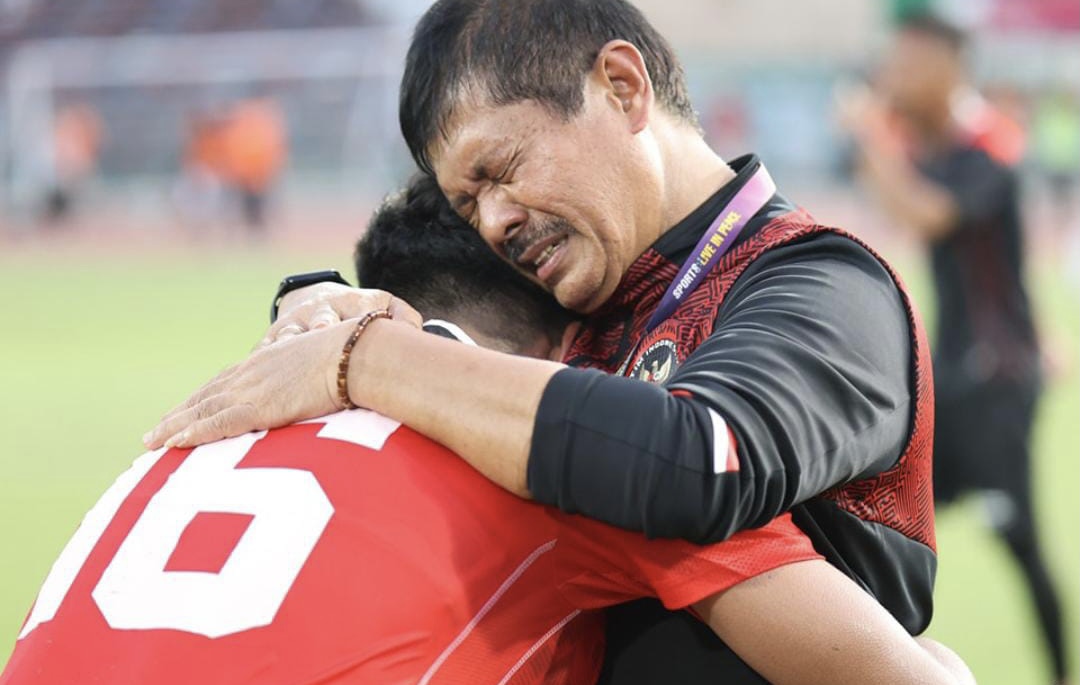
(19, 411), (400, 640)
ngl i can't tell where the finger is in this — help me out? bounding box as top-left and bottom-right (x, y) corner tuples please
(255, 321), (301, 349)
(263, 289), (394, 347)
(264, 303), (317, 344)
(165, 403), (260, 449)
(307, 303), (342, 331)
(265, 319), (308, 343)
(278, 323), (307, 337)
(153, 364), (241, 428)
(147, 392), (228, 449)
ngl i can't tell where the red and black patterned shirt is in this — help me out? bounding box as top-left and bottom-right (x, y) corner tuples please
(528, 155), (937, 641)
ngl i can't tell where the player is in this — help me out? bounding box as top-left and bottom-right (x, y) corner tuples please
(146, 15), (938, 683)
(839, 13), (1069, 684)
(2, 178), (973, 685)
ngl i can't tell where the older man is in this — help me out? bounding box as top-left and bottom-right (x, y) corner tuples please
(6, 177), (975, 685)
(148, 2), (937, 682)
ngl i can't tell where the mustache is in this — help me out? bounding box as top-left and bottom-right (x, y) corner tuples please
(504, 216), (576, 265)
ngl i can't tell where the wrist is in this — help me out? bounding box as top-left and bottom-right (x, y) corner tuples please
(271, 270), (351, 323)
(323, 321), (359, 411)
(336, 313), (393, 410)
(345, 317), (401, 409)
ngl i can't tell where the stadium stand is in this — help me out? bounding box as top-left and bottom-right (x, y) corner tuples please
(0, 0), (407, 217)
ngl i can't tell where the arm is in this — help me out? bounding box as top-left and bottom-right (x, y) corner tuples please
(344, 319), (562, 497)
(147, 237), (912, 544)
(145, 310), (562, 498)
(693, 559), (975, 685)
(528, 235), (913, 541)
(853, 141), (959, 240)
(854, 142), (1015, 244)
(835, 86), (958, 240)
(839, 90), (1012, 242)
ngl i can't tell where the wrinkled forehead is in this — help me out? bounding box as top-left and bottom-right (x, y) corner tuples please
(428, 97), (554, 181)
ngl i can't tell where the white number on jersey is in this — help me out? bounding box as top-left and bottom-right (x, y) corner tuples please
(19, 411), (401, 640)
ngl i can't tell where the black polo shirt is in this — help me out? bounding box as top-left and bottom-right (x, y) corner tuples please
(920, 143), (1040, 396)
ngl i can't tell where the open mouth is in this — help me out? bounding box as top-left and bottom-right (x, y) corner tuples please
(516, 233), (569, 283)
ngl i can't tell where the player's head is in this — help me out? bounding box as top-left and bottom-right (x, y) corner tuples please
(356, 174), (576, 358)
(400, 0), (701, 313)
(880, 13), (967, 125)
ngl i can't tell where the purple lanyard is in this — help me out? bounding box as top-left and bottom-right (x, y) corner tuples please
(644, 165), (777, 332)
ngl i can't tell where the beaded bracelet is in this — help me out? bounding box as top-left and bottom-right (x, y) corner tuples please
(337, 309), (391, 410)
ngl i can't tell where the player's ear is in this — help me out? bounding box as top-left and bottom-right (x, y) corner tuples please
(550, 322), (583, 362)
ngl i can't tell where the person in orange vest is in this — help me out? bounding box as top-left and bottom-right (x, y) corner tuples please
(44, 102), (103, 224)
(220, 97), (287, 230)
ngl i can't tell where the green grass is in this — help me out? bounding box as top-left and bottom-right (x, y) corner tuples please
(923, 261), (1080, 685)
(0, 246), (1076, 683)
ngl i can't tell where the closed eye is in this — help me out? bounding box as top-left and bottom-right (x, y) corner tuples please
(494, 161), (512, 184)
(451, 194), (474, 216)
(495, 150), (520, 184)
(451, 196), (478, 228)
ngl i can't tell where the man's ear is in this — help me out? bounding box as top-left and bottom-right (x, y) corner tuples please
(591, 40), (654, 134)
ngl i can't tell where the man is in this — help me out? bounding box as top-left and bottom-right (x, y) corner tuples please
(3, 178), (973, 685)
(146, 2), (937, 681)
(840, 13), (1069, 685)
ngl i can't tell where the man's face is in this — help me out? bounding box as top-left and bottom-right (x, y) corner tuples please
(879, 31), (960, 122)
(431, 87), (664, 314)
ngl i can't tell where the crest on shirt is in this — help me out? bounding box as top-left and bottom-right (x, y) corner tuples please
(628, 338), (680, 384)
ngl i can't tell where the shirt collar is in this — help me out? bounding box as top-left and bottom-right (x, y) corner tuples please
(422, 320), (478, 346)
(652, 153), (768, 261)
(594, 154), (793, 317)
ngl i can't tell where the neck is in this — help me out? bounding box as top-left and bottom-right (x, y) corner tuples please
(654, 126), (736, 239)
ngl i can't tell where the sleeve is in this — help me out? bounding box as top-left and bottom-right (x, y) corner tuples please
(527, 234), (913, 543)
(552, 513), (822, 612)
(924, 147), (1016, 234)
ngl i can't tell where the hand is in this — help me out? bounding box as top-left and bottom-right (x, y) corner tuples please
(144, 320), (356, 450)
(833, 81), (897, 151)
(263, 284), (421, 348)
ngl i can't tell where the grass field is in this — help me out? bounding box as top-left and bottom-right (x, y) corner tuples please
(0, 239), (1076, 683)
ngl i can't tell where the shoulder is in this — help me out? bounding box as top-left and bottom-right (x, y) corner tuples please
(725, 230), (906, 320)
(927, 143), (1017, 186)
(712, 229), (912, 388)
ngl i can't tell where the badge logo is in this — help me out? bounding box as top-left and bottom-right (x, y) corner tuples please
(629, 339), (680, 384)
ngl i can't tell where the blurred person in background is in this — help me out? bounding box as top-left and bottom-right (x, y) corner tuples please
(1034, 90), (1080, 288)
(838, 13), (1070, 685)
(173, 97), (287, 235)
(173, 108), (230, 229)
(41, 102), (103, 225)
(220, 95), (287, 232)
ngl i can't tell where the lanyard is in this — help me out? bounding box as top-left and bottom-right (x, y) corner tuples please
(644, 165), (777, 333)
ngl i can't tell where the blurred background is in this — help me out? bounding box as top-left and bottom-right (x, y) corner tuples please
(0, 0), (1076, 682)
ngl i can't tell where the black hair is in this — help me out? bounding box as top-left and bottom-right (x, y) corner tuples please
(399, 0), (697, 175)
(898, 11), (968, 54)
(355, 174), (574, 351)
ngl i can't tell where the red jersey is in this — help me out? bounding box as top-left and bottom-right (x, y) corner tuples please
(2, 411), (819, 685)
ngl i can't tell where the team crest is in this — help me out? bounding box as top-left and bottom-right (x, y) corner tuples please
(629, 339), (680, 384)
